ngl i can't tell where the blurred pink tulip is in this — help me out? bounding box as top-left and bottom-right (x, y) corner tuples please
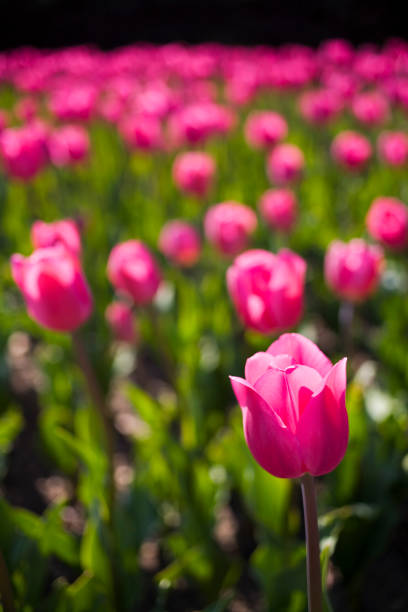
(11, 245), (92, 332)
(227, 248), (306, 333)
(366, 197), (408, 249)
(105, 301), (137, 343)
(159, 220), (201, 266)
(120, 114), (163, 152)
(205, 202), (257, 256)
(258, 188), (297, 232)
(244, 111), (288, 149)
(0, 123), (48, 181)
(324, 239), (384, 301)
(107, 240), (161, 304)
(172, 151), (215, 197)
(377, 131), (408, 166)
(230, 332), (348, 478)
(31, 219), (81, 257)
(299, 89), (343, 124)
(351, 91), (389, 126)
(267, 143), (305, 185)
(48, 125), (90, 166)
(331, 130), (372, 171)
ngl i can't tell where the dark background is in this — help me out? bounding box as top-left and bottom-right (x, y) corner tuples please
(1, 0), (408, 50)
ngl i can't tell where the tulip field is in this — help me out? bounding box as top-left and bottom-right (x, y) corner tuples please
(2, 40), (408, 611)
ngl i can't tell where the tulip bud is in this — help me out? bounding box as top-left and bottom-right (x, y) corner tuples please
(48, 125), (90, 166)
(31, 219), (81, 257)
(258, 188), (297, 232)
(11, 245), (92, 332)
(107, 240), (161, 305)
(377, 131), (408, 166)
(159, 220), (201, 266)
(204, 202), (257, 256)
(0, 124), (48, 181)
(267, 143), (304, 185)
(324, 239), (384, 301)
(230, 332), (348, 478)
(227, 249), (306, 333)
(244, 111), (288, 150)
(366, 197), (408, 249)
(331, 130), (372, 171)
(172, 151), (215, 198)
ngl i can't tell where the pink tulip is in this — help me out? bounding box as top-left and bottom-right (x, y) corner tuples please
(227, 249), (306, 333)
(119, 114), (163, 152)
(244, 111), (288, 150)
(351, 92), (389, 126)
(267, 143), (304, 185)
(0, 124), (48, 181)
(107, 240), (161, 304)
(159, 220), (201, 266)
(258, 188), (297, 232)
(319, 39), (354, 67)
(105, 301), (136, 343)
(366, 197), (408, 249)
(49, 84), (97, 122)
(47, 125), (90, 166)
(377, 131), (408, 166)
(31, 219), (81, 257)
(11, 245), (92, 332)
(230, 332), (348, 478)
(205, 202), (257, 256)
(172, 151), (215, 197)
(324, 239), (384, 301)
(331, 130), (372, 171)
(299, 89), (343, 124)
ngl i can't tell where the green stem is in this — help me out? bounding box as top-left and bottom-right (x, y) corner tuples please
(71, 332), (115, 517)
(300, 474), (323, 612)
(0, 548), (15, 612)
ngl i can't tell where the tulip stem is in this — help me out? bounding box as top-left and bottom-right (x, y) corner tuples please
(0, 548), (15, 612)
(71, 332), (115, 515)
(339, 300), (354, 355)
(300, 474), (323, 612)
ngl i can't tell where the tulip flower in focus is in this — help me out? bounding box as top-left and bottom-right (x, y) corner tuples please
(267, 143), (305, 185)
(227, 249), (306, 333)
(106, 301), (137, 343)
(107, 240), (161, 304)
(172, 151), (215, 198)
(377, 131), (408, 166)
(204, 202), (257, 256)
(244, 111), (288, 150)
(331, 130), (372, 171)
(31, 219), (81, 257)
(324, 239), (384, 301)
(47, 125), (90, 167)
(366, 197), (408, 249)
(11, 245), (93, 332)
(258, 188), (297, 232)
(230, 333), (348, 478)
(159, 220), (201, 266)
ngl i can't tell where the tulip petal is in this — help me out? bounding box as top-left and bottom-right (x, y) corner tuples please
(296, 358), (348, 476)
(230, 376), (303, 478)
(252, 367), (298, 432)
(245, 351), (294, 385)
(285, 365), (323, 418)
(267, 332), (332, 376)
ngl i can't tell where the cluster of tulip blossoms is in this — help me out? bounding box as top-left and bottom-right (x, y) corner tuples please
(5, 38), (408, 611)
